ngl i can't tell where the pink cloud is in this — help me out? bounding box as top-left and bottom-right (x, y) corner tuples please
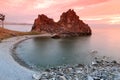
(0, 0), (119, 24)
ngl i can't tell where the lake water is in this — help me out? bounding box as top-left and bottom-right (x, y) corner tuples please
(4, 24), (32, 32)
(10, 24), (120, 69)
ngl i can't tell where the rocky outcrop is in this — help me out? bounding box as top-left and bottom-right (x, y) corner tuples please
(32, 9), (92, 37)
(51, 34), (61, 39)
(32, 14), (63, 33)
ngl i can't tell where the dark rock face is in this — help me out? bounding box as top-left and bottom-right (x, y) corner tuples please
(51, 34), (61, 39)
(32, 9), (92, 37)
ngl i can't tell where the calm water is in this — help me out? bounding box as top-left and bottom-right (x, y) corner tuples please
(4, 24), (32, 32)
(15, 24), (120, 69)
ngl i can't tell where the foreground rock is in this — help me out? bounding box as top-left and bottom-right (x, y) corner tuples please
(33, 57), (120, 80)
(51, 34), (61, 39)
(32, 9), (91, 37)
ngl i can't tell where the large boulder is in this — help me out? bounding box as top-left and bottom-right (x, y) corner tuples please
(32, 9), (92, 37)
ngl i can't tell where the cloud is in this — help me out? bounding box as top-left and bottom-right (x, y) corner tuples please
(0, 0), (118, 24)
(82, 14), (120, 24)
(108, 15), (120, 24)
(77, 0), (120, 24)
(34, 0), (55, 9)
(31, 0), (110, 21)
(78, 0), (120, 16)
(0, 0), (110, 13)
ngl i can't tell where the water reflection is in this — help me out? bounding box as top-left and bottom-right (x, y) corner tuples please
(16, 26), (120, 69)
(16, 36), (92, 69)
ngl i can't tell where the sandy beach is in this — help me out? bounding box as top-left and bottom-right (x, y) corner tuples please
(0, 34), (51, 80)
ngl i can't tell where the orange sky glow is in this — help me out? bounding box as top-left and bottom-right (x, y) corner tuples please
(0, 0), (120, 24)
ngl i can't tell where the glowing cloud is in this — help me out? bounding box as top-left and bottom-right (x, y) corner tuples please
(108, 16), (120, 24)
(34, 0), (55, 9)
(0, 0), (120, 24)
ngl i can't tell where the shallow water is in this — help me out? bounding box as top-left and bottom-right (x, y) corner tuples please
(15, 24), (120, 69)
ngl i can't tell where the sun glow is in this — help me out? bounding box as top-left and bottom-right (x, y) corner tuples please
(82, 15), (120, 24)
(108, 16), (120, 24)
(74, 7), (85, 10)
(109, 20), (120, 24)
(34, 0), (55, 9)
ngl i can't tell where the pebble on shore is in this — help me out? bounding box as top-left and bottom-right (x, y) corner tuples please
(32, 57), (120, 80)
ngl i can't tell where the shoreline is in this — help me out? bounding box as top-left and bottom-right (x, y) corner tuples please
(11, 38), (34, 70)
(9, 35), (120, 80)
(11, 34), (52, 71)
(0, 33), (52, 80)
(1, 33), (120, 79)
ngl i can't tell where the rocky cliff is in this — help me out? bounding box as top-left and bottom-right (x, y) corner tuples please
(32, 9), (91, 37)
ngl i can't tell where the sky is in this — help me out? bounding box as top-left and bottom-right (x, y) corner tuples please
(0, 0), (120, 24)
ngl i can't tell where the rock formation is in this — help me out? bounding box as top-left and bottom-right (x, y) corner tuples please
(32, 14), (63, 33)
(32, 9), (92, 37)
